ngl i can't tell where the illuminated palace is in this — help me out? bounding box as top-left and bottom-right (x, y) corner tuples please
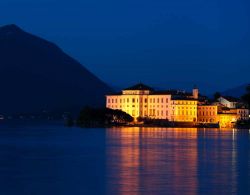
(106, 83), (198, 122)
(106, 83), (249, 128)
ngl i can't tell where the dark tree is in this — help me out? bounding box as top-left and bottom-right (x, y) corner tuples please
(77, 107), (133, 127)
(241, 84), (250, 107)
(213, 92), (221, 100)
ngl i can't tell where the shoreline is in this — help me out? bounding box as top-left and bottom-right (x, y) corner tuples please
(76, 123), (250, 129)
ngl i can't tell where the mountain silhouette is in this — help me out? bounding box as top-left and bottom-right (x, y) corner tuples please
(0, 24), (112, 115)
(222, 83), (249, 98)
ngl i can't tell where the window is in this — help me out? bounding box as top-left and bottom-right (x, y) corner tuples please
(127, 98), (129, 103)
(132, 110), (135, 116)
(132, 98), (135, 103)
(166, 98), (168, 103)
(145, 98), (147, 103)
(161, 98), (163, 103)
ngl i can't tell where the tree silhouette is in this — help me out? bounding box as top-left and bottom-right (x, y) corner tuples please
(241, 84), (250, 107)
(213, 92), (221, 101)
(77, 107), (133, 127)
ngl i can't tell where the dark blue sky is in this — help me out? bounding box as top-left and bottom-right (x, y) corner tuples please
(0, 0), (249, 94)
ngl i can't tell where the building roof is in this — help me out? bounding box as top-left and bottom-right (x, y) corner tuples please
(153, 90), (197, 100)
(221, 107), (231, 111)
(106, 92), (122, 96)
(218, 113), (237, 115)
(107, 83), (203, 101)
(171, 96), (198, 101)
(123, 83), (154, 91)
(221, 96), (239, 102)
(152, 90), (192, 96)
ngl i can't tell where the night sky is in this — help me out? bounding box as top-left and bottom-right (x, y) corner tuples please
(0, 0), (249, 94)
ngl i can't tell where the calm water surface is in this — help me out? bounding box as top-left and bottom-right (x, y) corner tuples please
(0, 124), (249, 195)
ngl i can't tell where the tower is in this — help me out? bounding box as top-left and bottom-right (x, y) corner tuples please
(193, 85), (199, 99)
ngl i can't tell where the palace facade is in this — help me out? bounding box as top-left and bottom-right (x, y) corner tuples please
(106, 83), (198, 122)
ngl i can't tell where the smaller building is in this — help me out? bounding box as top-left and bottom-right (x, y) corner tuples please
(171, 98), (198, 122)
(218, 96), (239, 108)
(236, 108), (249, 121)
(197, 104), (218, 124)
(218, 113), (237, 128)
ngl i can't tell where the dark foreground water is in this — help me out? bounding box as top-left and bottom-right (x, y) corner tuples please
(0, 124), (249, 195)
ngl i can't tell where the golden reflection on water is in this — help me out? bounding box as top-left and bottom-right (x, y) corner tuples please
(106, 127), (239, 195)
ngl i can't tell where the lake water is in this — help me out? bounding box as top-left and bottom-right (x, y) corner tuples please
(0, 124), (249, 195)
